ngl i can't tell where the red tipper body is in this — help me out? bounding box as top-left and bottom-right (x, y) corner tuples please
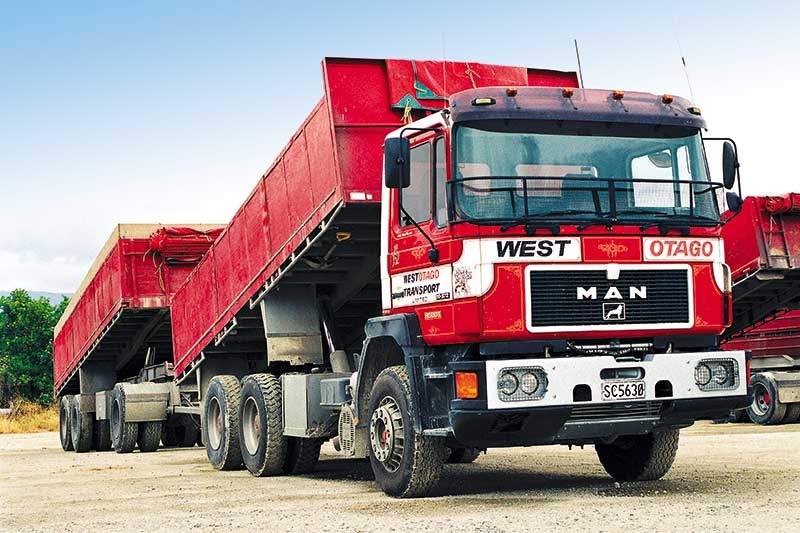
(170, 57), (577, 377)
(721, 193), (800, 355)
(53, 225), (222, 394)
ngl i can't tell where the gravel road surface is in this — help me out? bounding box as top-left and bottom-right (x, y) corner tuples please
(1, 422), (798, 532)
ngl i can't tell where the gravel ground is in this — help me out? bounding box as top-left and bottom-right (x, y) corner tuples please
(1, 421), (798, 532)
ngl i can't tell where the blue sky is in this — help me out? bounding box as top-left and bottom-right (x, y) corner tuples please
(1, 1), (798, 292)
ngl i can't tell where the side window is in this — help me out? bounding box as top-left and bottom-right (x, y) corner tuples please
(401, 143), (431, 226)
(434, 138), (448, 226)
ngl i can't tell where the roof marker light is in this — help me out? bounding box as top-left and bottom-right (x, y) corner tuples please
(688, 106), (702, 115)
(662, 94), (675, 105)
(612, 90), (625, 100)
(562, 87), (574, 98)
(506, 86), (518, 96)
(472, 97), (496, 106)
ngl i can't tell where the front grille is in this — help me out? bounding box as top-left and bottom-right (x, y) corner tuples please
(528, 268), (690, 328)
(569, 401), (664, 422)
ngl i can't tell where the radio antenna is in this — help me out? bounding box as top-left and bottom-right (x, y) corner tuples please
(441, 32), (448, 105)
(573, 39), (585, 88)
(672, 20), (696, 103)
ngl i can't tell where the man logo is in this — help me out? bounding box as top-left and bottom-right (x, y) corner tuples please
(603, 302), (626, 321)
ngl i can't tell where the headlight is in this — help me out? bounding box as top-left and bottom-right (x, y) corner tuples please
(695, 359), (739, 391)
(694, 364), (712, 386)
(519, 372), (540, 395)
(497, 372), (519, 396)
(712, 364), (729, 385)
(496, 367), (548, 401)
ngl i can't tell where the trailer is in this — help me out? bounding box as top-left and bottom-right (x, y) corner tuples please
(57, 57), (751, 498)
(54, 224), (222, 452)
(721, 193), (800, 424)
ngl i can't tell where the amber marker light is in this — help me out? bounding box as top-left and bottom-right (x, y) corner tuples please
(455, 372), (479, 399)
(662, 94), (675, 104)
(612, 90), (625, 100)
(506, 86), (518, 96)
(562, 87), (574, 98)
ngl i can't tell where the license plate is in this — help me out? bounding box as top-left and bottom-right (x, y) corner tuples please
(601, 380), (646, 401)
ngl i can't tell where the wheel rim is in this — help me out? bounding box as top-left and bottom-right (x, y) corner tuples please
(242, 396), (261, 456)
(370, 396), (404, 472)
(207, 397), (223, 450)
(752, 382), (771, 416)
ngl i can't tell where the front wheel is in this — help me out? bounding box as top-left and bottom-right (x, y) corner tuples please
(595, 428), (680, 482)
(367, 366), (445, 498)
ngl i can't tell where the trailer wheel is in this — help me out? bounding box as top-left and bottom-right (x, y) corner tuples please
(238, 373), (286, 476)
(138, 421), (162, 452)
(203, 375), (243, 470)
(446, 447), (482, 464)
(162, 415), (198, 447)
(367, 366), (446, 498)
(111, 386), (138, 453)
(59, 396), (74, 451)
(93, 420), (112, 451)
(70, 395), (94, 453)
(595, 428), (680, 482)
(784, 403), (800, 424)
(747, 374), (787, 425)
(161, 425), (178, 447)
(284, 438), (322, 474)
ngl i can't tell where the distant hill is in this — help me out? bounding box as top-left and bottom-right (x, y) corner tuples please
(0, 291), (71, 306)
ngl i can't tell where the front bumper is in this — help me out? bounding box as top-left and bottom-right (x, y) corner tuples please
(446, 350), (749, 448)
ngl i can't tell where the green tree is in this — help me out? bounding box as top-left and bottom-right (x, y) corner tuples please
(0, 289), (69, 406)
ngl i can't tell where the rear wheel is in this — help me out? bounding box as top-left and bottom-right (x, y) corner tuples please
(284, 438), (322, 474)
(784, 403), (800, 424)
(93, 420), (112, 451)
(138, 421), (162, 452)
(447, 447), (482, 464)
(70, 396), (93, 453)
(239, 374), (286, 476)
(596, 428), (680, 482)
(111, 386), (138, 453)
(367, 366), (446, 498)
(59, 396), (74, 451)
(747, 374), (787, 425)
(203, 375), (243, 470)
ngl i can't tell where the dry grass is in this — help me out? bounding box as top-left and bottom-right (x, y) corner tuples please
(0, 401), (59, 434)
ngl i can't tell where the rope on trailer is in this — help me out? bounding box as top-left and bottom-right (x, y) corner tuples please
(465, 62), (480, 88)
(401, 97), (413, 124)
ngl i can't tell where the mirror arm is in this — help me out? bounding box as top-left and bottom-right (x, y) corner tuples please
(398, 203), (440, 263)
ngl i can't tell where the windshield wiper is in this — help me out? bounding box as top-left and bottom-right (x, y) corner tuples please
(499, 210), (605, 235)
(636, 214), (720, 235)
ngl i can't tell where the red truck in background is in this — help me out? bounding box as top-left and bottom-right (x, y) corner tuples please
(721, 194), (800, 424)
(54, 57), (751, 498)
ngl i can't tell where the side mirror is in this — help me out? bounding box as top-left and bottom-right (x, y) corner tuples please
(384, 137), (410, 189)
(726, 192), (743, 213)
(722, 141), (738, 190)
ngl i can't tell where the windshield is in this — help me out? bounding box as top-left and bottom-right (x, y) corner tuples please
(451, 120), (720, 225)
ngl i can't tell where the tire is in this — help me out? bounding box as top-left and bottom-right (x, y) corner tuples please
(111, 385), (138, 453)
(595, 428), (680, 482)
(138, 421), (162, 452)
(784, 403), (800, 424)
(93, 419), (112, 451)
(161, 425), (178, 447)
(162, 415), (199, 448)
(70, 395), (94, 453)
(447, 447), (482, 464)
(367, 366), (446, 498)
(203, 375), (243, 470)
(59, 396), (74, 451)
(238, 374), (287, 476)
(284, 438), (322, 474)
(747, 373), (787, 425)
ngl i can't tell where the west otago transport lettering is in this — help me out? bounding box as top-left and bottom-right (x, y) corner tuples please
(391, 265), (453, 307)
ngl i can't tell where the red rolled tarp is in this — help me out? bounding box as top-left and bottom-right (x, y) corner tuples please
(764, 193), (800, 215)
(149, 227), (224, 262)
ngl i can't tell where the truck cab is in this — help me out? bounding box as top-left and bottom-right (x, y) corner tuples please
(357, 86), (750, 495)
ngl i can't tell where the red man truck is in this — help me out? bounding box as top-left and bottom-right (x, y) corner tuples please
(55, 57), (751, 498)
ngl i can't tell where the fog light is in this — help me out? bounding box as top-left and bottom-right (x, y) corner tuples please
(519, 372), (540, 395)
(497, 372), (519, 396)
(712, 364), (729, 385)
(695, 364), (711, 386)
